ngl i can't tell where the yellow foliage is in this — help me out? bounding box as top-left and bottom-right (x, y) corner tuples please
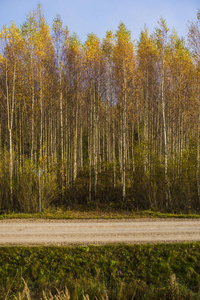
(84, 33), (102, 64)
(0, 54), (5, 64)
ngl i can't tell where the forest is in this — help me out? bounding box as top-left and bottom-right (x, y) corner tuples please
(0, 5), (200, 213)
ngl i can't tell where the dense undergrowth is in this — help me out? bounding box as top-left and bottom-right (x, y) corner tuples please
(1, 149), (200, 215)
(1, 243), (200, 299)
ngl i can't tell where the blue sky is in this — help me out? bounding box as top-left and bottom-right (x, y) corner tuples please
(0, 0), (199, 43)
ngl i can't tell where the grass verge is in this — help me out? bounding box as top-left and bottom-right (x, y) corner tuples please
(1, 243), (200, 299)
(1, 209), (200, 220)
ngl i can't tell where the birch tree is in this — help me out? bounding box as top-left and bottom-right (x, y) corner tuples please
(188, 11), (200, 203)
(52, 15), (65, 194)
(114, 23), (135, 201)
(84, 33), (102, 201)
(102, 31), (116, 187)
(0, 22), (22, 209)
(154, 19), (171, 207)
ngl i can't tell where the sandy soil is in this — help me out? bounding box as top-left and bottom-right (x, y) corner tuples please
(0, 219), (200, 246)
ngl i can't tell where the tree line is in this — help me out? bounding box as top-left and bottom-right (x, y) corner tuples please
(0, 5), (200, 213)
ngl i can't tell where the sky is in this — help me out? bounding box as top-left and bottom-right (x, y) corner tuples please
(0, 0), (199, 43)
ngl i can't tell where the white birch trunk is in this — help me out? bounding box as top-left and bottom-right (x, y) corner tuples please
(197, 110), (200, 203)
(59, 65), (64, 195)
(31, 56), (35, 162)
(39, 68), (43, 163)
(122, 60), (127, 202)
(73, 96), (78, 182)
(161, 58), (170, 206)
(89, 88), (93, 202)
(6, 58), (16, 210)
(122, 91), (126, 202)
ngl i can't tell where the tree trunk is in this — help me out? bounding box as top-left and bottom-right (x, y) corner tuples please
(6, 59), (16, 210)
(73, 94), (78, 182)
(122, 61), (127, 202)
(59, 65), (64, 195)
(161, 59), (170, 207)
(31, 56), (35, 163)
(89, 87), (93, 202)
(39, 67), (43, 164)
(122, 91), (126, 202)
(197, 110), (200, 203)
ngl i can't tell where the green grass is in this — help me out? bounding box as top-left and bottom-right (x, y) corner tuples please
(2, 243), (200, 299)
(1, 208), (200, 220)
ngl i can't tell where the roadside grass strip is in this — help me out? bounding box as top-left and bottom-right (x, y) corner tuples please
(1, 243), (200, 299)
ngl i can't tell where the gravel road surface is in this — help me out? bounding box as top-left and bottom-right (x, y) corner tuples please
(0, 219), (200, 245)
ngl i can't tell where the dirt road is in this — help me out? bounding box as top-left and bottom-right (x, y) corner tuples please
(0, 219), (200, 245)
